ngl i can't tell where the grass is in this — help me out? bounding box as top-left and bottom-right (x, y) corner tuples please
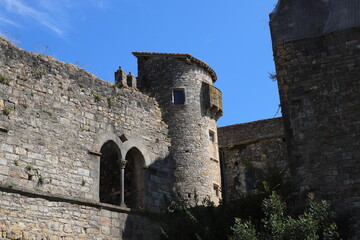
(25, 164), (35, 172)
(3, 107), (13, 116)
(0, 74), (10, 85)
(107, 96), (115, 108)
(37, 175), (45, 185)
(91, 90), (102, 102)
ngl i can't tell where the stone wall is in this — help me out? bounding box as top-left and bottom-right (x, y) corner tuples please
(0, 37), (172, 239)
(0, 188), (157, 240)
(218, 118), (287, 201)
(273, 27), (360, 235)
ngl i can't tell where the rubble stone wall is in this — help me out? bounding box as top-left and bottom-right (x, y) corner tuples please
(218, 118), (287, 200)
(273, 27), (360, 235)
(0, 38), (171, 239)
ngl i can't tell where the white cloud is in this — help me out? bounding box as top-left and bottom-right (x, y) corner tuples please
(0, 14), (22, 28)
(0, 0), (64, 35)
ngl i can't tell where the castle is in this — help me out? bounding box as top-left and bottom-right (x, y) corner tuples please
(0, 0), (360, 239)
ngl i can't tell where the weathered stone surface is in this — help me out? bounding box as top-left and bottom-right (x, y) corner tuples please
(218, 118), (287, 200)
(0, 37), (174, 211)
(0, 191), (158, 240)
(135, 53), (222, 204)
(273, 26), (360, 236)
(0, 38), (224, 239)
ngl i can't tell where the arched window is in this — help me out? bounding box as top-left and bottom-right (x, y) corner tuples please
(99, 140), (122, 205)
(124, 147), (145, 208)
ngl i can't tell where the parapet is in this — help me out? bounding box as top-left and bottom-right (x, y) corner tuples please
(218, 117), (284, 147)
(132, 52), (217, 83)
(270, 0), (360, 46)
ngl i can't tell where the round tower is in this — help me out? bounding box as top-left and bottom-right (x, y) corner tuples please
(133, 52), (223, 204)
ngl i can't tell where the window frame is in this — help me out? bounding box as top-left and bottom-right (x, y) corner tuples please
(172, 88), (186, 106)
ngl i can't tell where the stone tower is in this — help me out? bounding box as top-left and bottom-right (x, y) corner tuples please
(270, 0), (360, 235)
(133, 52), (223, 203)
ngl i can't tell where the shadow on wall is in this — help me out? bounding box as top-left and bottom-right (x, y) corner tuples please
(98, 139), (175, 239)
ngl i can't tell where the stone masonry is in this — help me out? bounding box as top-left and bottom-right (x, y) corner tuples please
(218, 117), (287, 201)
(0, 37), (224, 239)
(270, 0), (360, 236)
(0, 37), (174, 239)
(134, 53), (223, 204)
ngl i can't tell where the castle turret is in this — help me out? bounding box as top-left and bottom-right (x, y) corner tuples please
(133, 52), (223, 204)
(270, 0), (360, 236)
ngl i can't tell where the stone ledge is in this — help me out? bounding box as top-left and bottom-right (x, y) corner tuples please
(88, 150), (102, 156)
(0, 184), (150, 215)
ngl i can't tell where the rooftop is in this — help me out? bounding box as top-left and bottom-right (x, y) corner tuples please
(132, 52), (217, 82)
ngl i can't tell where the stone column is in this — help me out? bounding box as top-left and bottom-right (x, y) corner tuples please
(120, 159), (127, 206)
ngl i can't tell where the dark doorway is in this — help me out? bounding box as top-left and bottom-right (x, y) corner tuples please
(124, 147), (145, 208)
(100, 140), (121, 205)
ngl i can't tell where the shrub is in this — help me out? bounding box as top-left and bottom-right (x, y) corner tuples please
(229, 192), (340, 240)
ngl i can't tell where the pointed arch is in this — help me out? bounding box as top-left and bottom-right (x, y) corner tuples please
(99, 140), (122, 205)
(124, 147), (146, 208)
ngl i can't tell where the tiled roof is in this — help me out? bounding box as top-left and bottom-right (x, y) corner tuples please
(132, 52), (217, 82)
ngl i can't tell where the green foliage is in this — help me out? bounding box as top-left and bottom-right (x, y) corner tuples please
(14, 160), (20, 166)
(81, 179), (87, 186)
(91, 90), (102, 102)
(25, 164), (35, 172)
(37, 174), (45, 185)
(229, 192), (340, 240)
(2, 107), (13, 116)
(0, 74), (10, 85)
(157, 190), (264, 240)
(107, 96), (115, 108)
(229, 219), (257, 240)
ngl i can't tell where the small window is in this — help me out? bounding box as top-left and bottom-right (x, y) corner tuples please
(245, 169), (261, 192)
(209, 130), (215, 142)
(173, 89), (185, 105)
(213, 184), (219, 197)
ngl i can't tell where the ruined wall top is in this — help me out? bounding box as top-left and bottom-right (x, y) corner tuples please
(270, 0), (360, 46)
(218, 117), (284, 147)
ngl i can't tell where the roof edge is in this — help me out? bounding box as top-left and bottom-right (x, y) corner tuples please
(132, 52), (217, 82)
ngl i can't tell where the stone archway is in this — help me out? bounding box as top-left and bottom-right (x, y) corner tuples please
(124, 147), (146, 208)
(99, 140), (122, 205)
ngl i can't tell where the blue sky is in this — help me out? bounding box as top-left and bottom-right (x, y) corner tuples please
(0, 0), (279, 127)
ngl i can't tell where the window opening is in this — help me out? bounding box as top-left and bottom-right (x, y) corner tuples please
(209, 130), (215, 142)
(124, 147), (146, 208)
(213, 184), (219, 197)
(245, 169), (261, 192)
(100, 141), (121, 205)
(173, 89), (185, 105)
